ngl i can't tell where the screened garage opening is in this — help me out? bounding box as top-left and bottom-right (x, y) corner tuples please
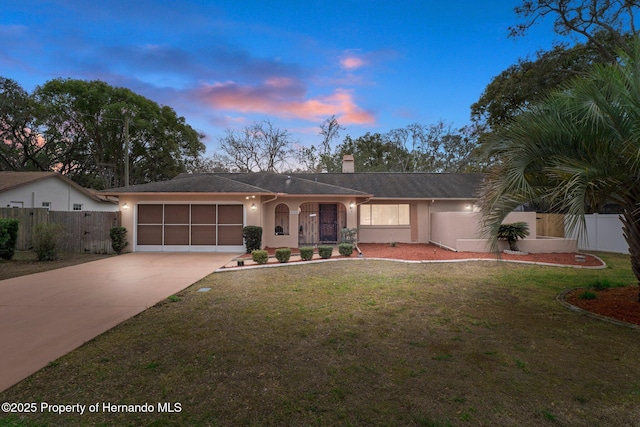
(136, 204), (244, 252)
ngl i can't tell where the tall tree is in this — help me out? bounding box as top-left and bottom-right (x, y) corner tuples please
(296, 116), (344, 173)
(0, 78), (46, 171)
(321, 122), (480, 173)
(318, 115), (344, 172)
(510, 0), (640, 63)
(479, 39), (640, 293)
(217, 120), (295, 172)
(471, 41), (613, 132)
(34, 79), (204, 189)
(332, 132), (410, 172)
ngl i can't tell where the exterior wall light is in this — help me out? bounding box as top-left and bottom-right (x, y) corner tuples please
(251, 203), (257, 210)
(349, 201), (355, 210)
(122, 203), (129, 210)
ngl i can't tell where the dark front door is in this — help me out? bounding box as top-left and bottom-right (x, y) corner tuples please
(319, 204), (338, 242)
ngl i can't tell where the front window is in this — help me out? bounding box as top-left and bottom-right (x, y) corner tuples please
(274, 203), (289, 235)
(360, 204), (410, 226)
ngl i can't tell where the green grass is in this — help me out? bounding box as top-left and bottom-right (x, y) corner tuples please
(1, 252), (638, 426)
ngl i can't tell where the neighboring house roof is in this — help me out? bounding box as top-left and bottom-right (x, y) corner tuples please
(0, 171), (114, 203)
(103, 171), (483, 200)
(0, 171), (60, 192)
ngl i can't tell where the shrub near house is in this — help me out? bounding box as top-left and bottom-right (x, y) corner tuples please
(0, 218), (19, 260)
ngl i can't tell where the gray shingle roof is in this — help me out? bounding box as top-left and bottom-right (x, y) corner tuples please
(103, 171), (483, 199)
(213, 173), (369, 195)
(105, 173), (273, 193)
(292, 173), (484, 199)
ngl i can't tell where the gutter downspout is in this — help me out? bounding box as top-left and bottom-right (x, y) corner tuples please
(259, 193), (282, 229)
(353, 197), (372, 256)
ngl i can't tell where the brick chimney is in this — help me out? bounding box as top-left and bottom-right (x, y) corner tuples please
(342, 154), (354, 173)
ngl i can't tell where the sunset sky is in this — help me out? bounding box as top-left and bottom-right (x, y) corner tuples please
(2, 1), (561, 153)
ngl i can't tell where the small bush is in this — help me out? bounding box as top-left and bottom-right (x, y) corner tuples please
(497, 222), (530, 252)
(275, 248), (291, 263)
(0, 218), (19, 260)
(252, 249), (269, 264)
(340, 227), (358, 244)
(579, 291), (597, 300)
(243, 226), (263, 253)
(590, 279), (611, 291)
(33, 222), (65, 261)
(109, 226), (128, 255)
(338, 243), (354, 256)
(318, 245), (333, 259)
(299, 247), (314, 261)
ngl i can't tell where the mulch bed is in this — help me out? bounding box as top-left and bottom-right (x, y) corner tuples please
(565, 286), (640, 326)
(236, 243), (604, 267)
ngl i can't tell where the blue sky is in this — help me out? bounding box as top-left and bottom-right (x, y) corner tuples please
(2, 1), (560, 154)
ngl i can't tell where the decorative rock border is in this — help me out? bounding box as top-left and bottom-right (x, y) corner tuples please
(503, 249), (528, 255)
(556, 288), (640, 330)
(217, 253), (607, 272)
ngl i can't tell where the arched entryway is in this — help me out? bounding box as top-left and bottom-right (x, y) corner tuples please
(298, 202), (347, 246)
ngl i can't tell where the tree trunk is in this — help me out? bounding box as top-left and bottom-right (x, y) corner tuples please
(619, 193), (640, 301)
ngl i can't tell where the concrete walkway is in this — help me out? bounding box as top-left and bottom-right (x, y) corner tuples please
(0, 252), (236, 392)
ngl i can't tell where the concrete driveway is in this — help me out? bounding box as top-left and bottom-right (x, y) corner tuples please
(0, 252), (236, 392)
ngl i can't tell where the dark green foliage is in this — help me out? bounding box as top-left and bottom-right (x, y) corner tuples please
(338, 243), (354, 256)
(327, 123), (479, 173)
(275, 248), (291, 263)
(591, 279), (612, 291)
(251, 250), (268, 264)
(497, 222), (530, 252)
(340, 227), (358, 244)
(1, 78), (205, 189)
(243, 226), (262, 253)
(0, 218), (19, 260)
(299, 247), (314, 261)
(318, 245), (333, 259)
(32, 223), (65, 261)
(109, 226), (128, 255)
(579, 291), (597, 300)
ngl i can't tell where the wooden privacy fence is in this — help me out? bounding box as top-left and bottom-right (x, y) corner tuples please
(0, 208), (120, 254)
(536, 213), (565, 237)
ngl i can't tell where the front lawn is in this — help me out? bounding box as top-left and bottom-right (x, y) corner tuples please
(0, 252), (111, 281)
(1, 253), (638, 426)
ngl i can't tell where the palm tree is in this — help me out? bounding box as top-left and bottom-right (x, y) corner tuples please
(497, 222), (530, 252)
(479, 39), (640, 295)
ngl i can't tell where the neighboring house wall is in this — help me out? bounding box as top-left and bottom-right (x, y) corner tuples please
(0, 179), (117, 211)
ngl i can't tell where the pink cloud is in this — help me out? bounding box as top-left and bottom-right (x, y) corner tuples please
(340, 56), (366, 71)
(194, 79), (375, 125)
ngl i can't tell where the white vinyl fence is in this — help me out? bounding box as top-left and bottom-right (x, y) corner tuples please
(565, 214), (628, 254)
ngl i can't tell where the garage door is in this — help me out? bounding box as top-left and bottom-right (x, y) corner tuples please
(136, 204), (244, 252)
